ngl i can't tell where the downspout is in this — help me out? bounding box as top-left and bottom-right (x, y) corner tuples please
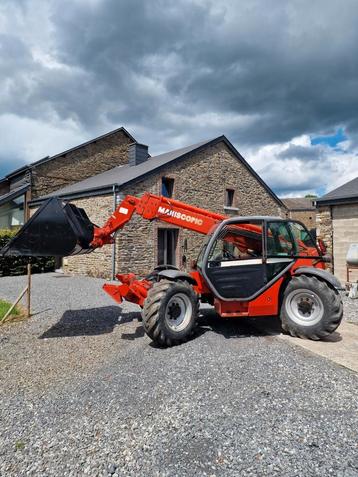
(330, 205), (334, 275)
(111, 185), (117, 280)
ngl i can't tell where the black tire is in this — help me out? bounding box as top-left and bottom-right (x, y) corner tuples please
(280, 274), (343, 340)
(142, 279), (198, 347)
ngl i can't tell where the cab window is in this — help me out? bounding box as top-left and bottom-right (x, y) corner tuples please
(208, 223), (263, 264)
(267, 222), (295, 256)
(288, 221), (318, 256)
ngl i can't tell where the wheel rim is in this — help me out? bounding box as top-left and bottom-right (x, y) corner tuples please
(285, 288), (324, 326)
(165, 293), (193, 332)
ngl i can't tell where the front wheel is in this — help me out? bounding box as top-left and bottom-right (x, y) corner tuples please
(280, 275), (343, 340)
(142, 280), (198, 347)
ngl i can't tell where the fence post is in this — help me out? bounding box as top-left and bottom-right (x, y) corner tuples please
(27, 262), (31, 318)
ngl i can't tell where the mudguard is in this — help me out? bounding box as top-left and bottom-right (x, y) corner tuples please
(293, 267), (344, 290)
(157, 269), (197, 285)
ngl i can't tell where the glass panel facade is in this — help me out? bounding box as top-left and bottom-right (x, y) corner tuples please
(0, 194), (25, 229)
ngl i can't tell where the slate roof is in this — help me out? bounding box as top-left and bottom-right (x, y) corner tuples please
(30, 135), (285, 208)
(0, 184), (29, 207)
(282, 197), (316, 211)
(317, 176), (358, 205)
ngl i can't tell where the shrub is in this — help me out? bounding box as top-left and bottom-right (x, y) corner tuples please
(0, 229), (55, 276)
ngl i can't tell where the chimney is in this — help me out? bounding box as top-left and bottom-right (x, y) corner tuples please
(128, 143), (149, 166)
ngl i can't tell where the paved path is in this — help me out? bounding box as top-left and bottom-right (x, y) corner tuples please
(280, 321), (358, 373)
(0, 273), (357, 476)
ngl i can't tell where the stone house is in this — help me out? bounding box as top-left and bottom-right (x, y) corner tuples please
(317, 177), (358, 282)
(31, 135), (287, 278)
(0, 127), (135, 230)
(281, 198), (317, 231)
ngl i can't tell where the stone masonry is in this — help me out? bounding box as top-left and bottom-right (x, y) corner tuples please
(316, 205), (333, 272)
(64, 141), (286, 278)
(31, 129), (132, 199)
(288, 210), (317, 231)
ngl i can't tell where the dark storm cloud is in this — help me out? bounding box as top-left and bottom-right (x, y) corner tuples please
(47, 0), (358, 146)
(3, 0), (358, 145)
(1, 0), (358, 193)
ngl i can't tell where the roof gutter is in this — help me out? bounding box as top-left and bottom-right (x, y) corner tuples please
(316, 196), (358, 206)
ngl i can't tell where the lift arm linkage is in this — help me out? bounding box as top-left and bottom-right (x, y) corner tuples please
(91, 192), (226, 249)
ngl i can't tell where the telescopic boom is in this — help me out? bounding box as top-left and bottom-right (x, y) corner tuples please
(91, 192), (226, 249)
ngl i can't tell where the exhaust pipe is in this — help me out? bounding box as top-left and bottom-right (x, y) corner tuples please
(0, 197), (96, 257)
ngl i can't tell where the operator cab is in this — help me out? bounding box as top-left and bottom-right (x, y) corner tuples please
(199, 217), (320, 301)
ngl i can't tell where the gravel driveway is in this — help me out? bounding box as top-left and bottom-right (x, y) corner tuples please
(0, 273), (357, 477)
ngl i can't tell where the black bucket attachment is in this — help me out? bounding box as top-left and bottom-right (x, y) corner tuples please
(0, 197), (95, 257)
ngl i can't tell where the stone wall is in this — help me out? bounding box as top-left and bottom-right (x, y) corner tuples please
(64, 141), (286, 278)
(288, 210), (317, 230)
(63, 195), (114, 278)
(316, 205), (333, 271)
(31, 129), (132, 199)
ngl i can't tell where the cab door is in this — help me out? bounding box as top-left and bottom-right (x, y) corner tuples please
(203, 219), (266, 300)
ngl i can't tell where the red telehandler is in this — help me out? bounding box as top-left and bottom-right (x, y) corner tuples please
(1, 192), (343, 346)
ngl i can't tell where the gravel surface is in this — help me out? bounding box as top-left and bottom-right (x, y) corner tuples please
(0, 273), (357, 477)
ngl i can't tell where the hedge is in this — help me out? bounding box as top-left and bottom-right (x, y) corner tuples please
(0, 229), (55, 277)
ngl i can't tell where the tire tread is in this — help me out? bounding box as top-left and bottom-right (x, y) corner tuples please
(280, 274), (343, 340)
(142, 279), (198, 347)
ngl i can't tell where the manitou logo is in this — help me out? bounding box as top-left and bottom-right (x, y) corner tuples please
(158, 206), (203, 226)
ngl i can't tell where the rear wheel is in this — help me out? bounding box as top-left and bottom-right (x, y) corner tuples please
(142, 280), (198, 347)
(280, 275), (343, 340)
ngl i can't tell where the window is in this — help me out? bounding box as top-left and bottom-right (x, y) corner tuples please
(267, 221), (319, 258)
(267, 222), (295, 257)
(208, 223), (263, 264)
(161, 177), (174, 198)
(0, 194), (25, 229)
(288, 221), (318, 255)
(225, 189), (235, 207)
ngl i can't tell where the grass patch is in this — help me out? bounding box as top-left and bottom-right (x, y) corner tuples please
(0, 299), (20, 323)
(15, 440), (25, 451)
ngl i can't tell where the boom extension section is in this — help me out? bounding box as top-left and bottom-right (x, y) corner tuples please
(91, 192), (226, 248)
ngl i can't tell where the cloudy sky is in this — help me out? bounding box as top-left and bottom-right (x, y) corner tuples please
(1, 0), (357, 197)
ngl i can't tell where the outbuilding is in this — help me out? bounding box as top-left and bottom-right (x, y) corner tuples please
(281, 197), (317, 231)
(317, 176), (358, 282)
